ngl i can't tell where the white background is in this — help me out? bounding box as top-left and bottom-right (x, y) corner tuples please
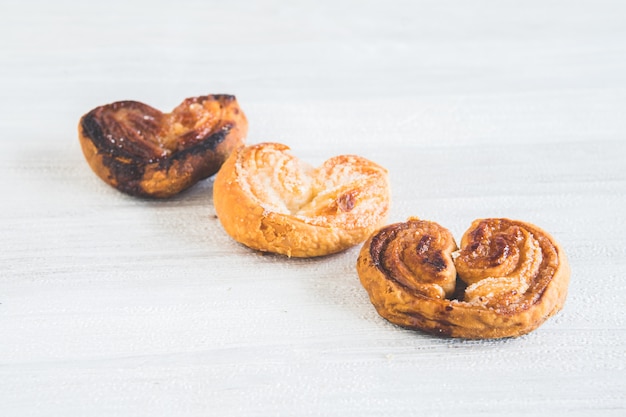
(1, 1), (625, 416)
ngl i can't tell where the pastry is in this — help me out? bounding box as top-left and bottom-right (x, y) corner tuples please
(357, 218), (570, 339)
(213, 142), (391, 257)
(78, 94), (247, 198)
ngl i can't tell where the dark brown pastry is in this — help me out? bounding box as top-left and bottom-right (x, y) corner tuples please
(78, 95), (247, 198)
(357, 218), (570, 339)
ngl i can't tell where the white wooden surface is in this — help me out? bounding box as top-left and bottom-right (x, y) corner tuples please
(2, 1), (625, 416)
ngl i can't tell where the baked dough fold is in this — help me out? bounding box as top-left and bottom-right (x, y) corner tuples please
(213, 142), (391, 257)
(357, 218), (570, 339)
(78, 95), (247, 198)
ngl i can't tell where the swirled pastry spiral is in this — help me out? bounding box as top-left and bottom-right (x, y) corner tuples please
(357, 218), (570, 339)
(78, 95), (247, 198)
(213, 142), (391, 257)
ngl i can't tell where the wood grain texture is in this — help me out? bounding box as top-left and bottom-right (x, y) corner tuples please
(1, 0), (625, 416)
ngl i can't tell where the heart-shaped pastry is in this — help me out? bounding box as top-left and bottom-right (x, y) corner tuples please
(78, 94), (247, 198)
(357, 218), (570, 339)
(213, 142), (391, 257)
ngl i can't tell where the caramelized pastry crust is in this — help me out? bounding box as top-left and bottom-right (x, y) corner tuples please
(357, 218), (570, 339)
(213, 142), (391, 257)
(78, 95), (247, 198)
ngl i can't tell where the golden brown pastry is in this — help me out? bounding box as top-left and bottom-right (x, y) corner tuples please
(357, 218), (570, 339)
(78, 94), (247, 198)
(213, 142), (391, 257)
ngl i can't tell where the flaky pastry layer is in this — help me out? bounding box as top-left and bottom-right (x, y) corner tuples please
(78, 95), (247, 198)
(357, 218), (570, 339)
(213, 142), (391, 257)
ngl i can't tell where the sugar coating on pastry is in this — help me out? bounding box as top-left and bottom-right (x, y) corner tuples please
(213, 142), (391, 257)
(357, 218), (570, 339)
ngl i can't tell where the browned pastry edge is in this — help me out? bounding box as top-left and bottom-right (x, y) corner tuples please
(213, 142), (391, 258)
(357, 218), (570, 339)
(78, 94), (247, 198)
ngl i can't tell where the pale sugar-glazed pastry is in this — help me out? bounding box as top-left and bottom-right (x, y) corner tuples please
(213, 142), (391, 257)
(357, 218), (570, 339)
(78, 94), (247, 198)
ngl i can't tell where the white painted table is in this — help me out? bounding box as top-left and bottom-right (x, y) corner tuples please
(2, 1), (625, 415)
